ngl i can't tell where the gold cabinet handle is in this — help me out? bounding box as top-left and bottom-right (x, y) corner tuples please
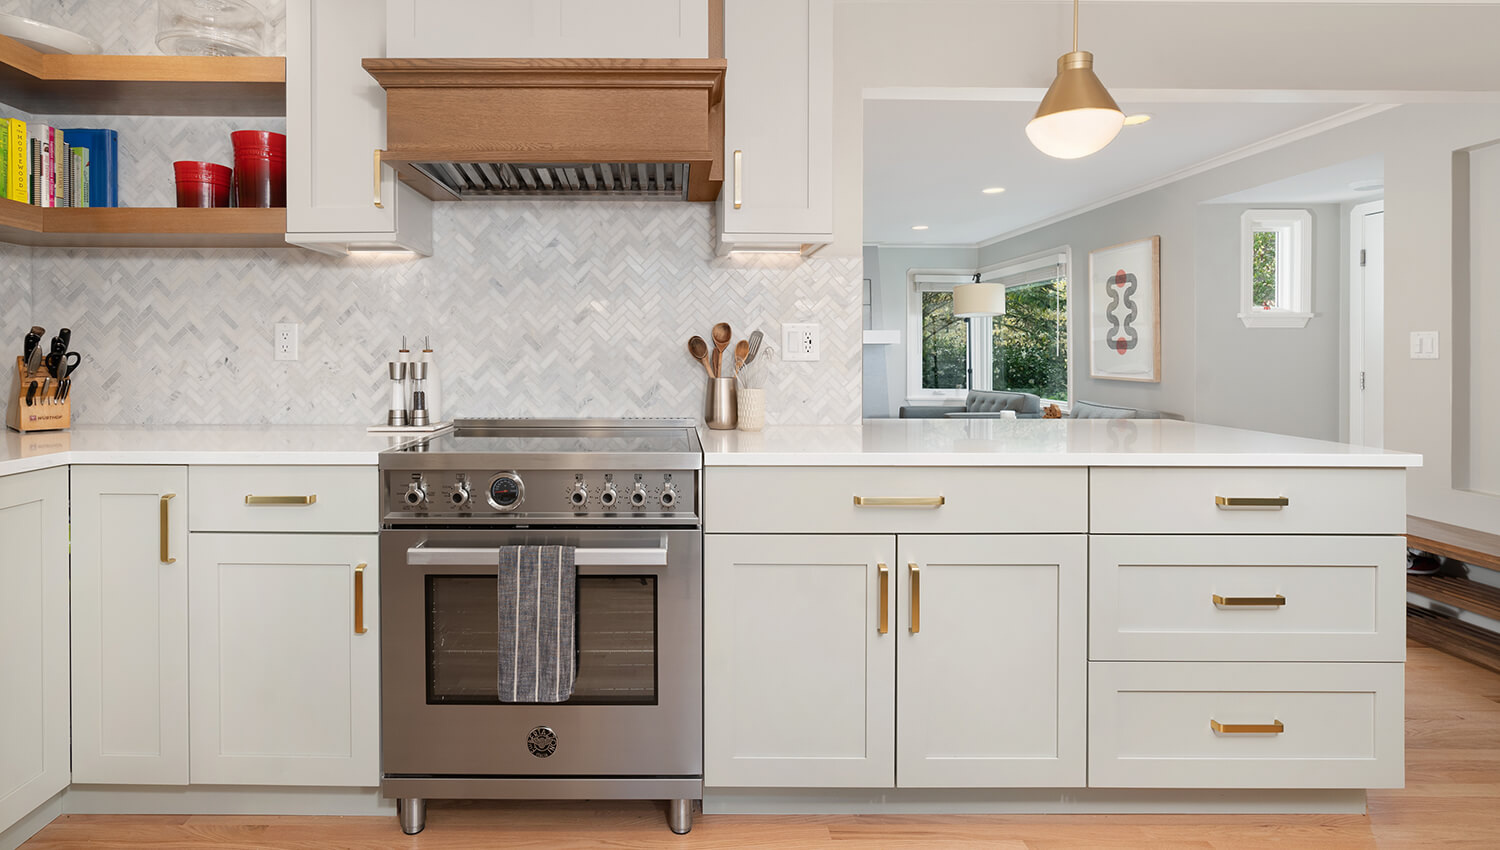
(159, 494), (176, 564)
(909, 563), (921, 634)
(373, 149), (385, 209)
(732, 149), (742, 209)
(1211, 719), (1284, 734)
(1215, 496), (1289, 509)
(1213, 594), (1287, 607)
(877, 563), (889, 635)
(853, 496), (946, 508)
(354, 563), (368, 635)
(245, 495), (318, 506)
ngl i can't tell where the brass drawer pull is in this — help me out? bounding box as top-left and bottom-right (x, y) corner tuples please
(1215, 496), (1289, 509)
(373, 149), (384, 209)
(1211, 719), (1284, 734)
(1213, 594), (1287, 607)
(853, 495), (946, 508)
(159, 493), (176, 564)
(909, 563), (921, 634)
(245, 494), (318, 506)
(354, 563), (368, 635)
(877, 563), (889, 635)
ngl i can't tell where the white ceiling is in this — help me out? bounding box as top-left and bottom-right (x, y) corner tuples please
(862, 98), (1357, 246)
(1207, 155), (1384, 205)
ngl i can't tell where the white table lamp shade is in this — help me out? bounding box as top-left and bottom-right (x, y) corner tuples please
(953, 282), (1006, 318)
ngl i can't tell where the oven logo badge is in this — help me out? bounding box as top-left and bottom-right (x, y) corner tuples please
(527, 726), (558, 758)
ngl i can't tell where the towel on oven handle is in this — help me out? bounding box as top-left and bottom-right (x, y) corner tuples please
(497, 545), (577, 704)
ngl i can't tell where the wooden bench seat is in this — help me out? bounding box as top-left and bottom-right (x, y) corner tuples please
(1406, 515), (1500, 675)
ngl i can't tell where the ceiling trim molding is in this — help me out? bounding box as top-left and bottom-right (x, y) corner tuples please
(865, 241), (981, 250)
(971, 103), (1398, 251)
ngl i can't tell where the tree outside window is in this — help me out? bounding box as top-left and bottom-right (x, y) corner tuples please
(992, 279), (1068, 401)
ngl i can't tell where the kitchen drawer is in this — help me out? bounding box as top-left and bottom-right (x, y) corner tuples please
(1090, 535), (1406, 662)
(1089, 467), (1404, 535)
(1088, 662), (1403, 789)
(704, 466), (1086, 534)
(188, 466), (377, 533)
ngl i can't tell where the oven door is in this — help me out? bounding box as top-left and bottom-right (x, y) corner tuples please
(381, 527), (702, 778)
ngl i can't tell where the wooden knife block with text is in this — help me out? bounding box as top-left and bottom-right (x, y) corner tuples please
(6, 356), (71, 432)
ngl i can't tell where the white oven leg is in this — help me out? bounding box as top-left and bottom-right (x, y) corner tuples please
(667, 798), (694, 834)
(398, 797), (426, 835)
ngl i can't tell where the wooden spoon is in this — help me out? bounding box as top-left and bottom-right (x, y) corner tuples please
(687, 336), (714, 378)
(733, 339), (750, 376)
(710, 322), (732, 378)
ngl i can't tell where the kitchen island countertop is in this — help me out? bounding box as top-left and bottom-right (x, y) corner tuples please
(699, 418), (1421, 468)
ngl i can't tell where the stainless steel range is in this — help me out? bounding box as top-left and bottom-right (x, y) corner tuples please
(378, 418), (703, 835)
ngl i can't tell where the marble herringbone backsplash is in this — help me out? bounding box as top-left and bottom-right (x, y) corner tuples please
(23, 202), (863, 426)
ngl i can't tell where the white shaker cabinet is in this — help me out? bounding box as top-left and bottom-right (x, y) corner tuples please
(286, 0), (433, 256)
(895, 535), (1087, 788)
(70, 466), (190, 785)
(717, 0), (833, 255)
(0, 468), (69, 834)
(704, 534), (896, 788)
(385, 0), (710, 59)
(188, 533), (380, 787)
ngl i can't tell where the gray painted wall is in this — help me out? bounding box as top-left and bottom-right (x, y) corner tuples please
(861, 244), (978, 418)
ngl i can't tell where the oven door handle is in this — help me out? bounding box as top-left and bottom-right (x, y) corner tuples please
(406, 545), (669, 568)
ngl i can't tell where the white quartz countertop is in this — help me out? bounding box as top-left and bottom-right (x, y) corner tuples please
(699, 419), (1422, 468)
(0, 425), (431, 477)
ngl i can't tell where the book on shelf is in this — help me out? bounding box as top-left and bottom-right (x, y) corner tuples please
(55, 133), (70, 208)
(0, 119), (7, 200)
(73, 147), (90, 208)
(59, 128), (117, 208)
(3, 118), (23, 203)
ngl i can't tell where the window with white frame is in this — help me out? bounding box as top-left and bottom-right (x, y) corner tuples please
(1239, 209), (1312, 328)
(907, 250), (1071, 404)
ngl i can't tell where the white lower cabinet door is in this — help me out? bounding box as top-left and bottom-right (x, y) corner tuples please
(705, 534), (896, 787)
(71, 465), (190, 785)
(188, 533), (379, 786)
(896, 535), (1087, 788)
(0, 468), (69, 831)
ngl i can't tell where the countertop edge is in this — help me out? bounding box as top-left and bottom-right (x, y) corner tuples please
(702, 453), (1421, 468)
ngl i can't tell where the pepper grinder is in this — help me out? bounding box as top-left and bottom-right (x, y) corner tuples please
(408, 361), (430, 427)
(387, 362), (409, 426)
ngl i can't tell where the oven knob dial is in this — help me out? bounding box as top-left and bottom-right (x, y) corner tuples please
(449, 482), (471, 508)
(599, 483), (618, 509)
(628, 482), (649, 509)
(660, 482), (678, 509)
(568, 481), (589, 508)
(403, 481), (428, 507)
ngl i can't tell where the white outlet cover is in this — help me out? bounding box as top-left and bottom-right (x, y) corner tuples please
(1410, 331), (1439, 360)
(782, 323), (820, 361)
(274, 322), (299, 361)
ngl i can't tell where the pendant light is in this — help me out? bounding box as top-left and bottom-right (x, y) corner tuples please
(954, 274), (1006, 391)
(1026, 0), (1125, 160)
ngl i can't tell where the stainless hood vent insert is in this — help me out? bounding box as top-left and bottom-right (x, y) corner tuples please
(414, 162), (689, 200)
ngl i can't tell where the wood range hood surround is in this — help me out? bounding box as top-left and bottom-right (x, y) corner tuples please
(362, 57), (726, 202)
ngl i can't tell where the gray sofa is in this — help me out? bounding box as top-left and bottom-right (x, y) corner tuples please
(1068, 400), (1182, 420)
(899, 390), (1044, 419)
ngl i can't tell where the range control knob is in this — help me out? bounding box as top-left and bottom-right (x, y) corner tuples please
(403, 480), (428, 507)
(599, 483), (619, 509)
(449, 482), (471, 508)
(568, 481), (589, 508)
(660, 482), (678, 510)
(628, 482), (649, 509)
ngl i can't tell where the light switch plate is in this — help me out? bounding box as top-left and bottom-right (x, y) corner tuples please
(1410, 331), (1439, 360)
(782, 323), (820, 361)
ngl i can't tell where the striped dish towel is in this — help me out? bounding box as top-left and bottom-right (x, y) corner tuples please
(497, 545), (577, 704)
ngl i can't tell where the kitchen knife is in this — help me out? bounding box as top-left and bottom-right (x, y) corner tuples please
(24, 326), (44, 374)
(25, 380), (36, 406)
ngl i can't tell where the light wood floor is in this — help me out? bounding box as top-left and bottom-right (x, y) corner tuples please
(25, 641), (1500, 849)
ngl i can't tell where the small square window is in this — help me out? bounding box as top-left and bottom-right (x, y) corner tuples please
(1239, 210), (1313, 328)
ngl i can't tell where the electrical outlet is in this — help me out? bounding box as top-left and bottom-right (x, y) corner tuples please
(782, 323), (820, 361)
(274, 322), (299, 361)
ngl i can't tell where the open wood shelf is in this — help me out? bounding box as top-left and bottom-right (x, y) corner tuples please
(0, 33), (284, 116)
(1408, 574), (1500, 623)
(0, 197), (286, 247)
(1408, 515), (1500, 574)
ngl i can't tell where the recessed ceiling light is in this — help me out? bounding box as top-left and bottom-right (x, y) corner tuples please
(1123, 113), (1153, 126)
(982, 186), (1006, 195)
(1349, 179), (1384, 193)
(911, 225), (929, 231)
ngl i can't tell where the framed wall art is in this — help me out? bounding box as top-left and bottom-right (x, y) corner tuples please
(1088, 236), (1161, 383)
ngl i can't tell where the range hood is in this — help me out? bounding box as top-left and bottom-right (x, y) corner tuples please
(362, 58), (726, 202)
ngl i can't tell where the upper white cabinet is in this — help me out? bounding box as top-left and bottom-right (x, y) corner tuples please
(286, 0), (433, 256)
(386, 0), (709, 59)
(0, 468), (70, 835)
(717, 0), (833, 255)
(71, 466), (190, 786)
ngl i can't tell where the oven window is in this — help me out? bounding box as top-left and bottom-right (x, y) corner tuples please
(426, 575), (657, 705)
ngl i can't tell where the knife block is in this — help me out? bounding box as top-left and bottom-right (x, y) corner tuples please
(6, 356), (71, 433)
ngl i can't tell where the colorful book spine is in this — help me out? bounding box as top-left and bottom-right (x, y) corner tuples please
(59, 128), (117, 208)
(5, 118), (23, 203)
(27, 124), (54, 207)
(55, 134), (70, 208)
(0, 120), (7, 200)
(74, 147), (89, 207)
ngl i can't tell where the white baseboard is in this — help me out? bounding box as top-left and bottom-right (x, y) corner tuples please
(0, 792), (62, 850)
(62, 785), (395, 816)
(703, 787), (1368, 815)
